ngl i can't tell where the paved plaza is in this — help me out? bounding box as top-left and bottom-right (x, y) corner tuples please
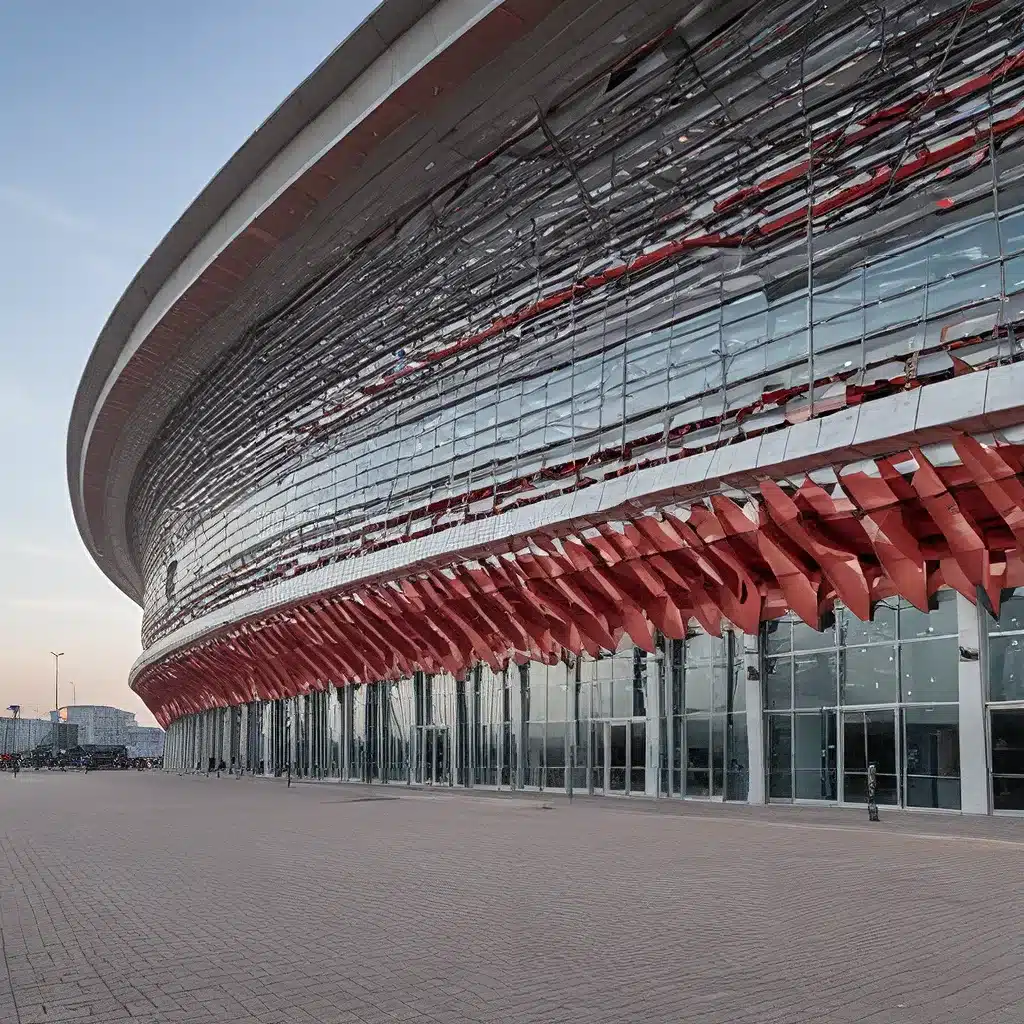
(1, 773), (1022, 1024)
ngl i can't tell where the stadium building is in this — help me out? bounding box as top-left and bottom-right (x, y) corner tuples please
(70, 0), (1024, 811)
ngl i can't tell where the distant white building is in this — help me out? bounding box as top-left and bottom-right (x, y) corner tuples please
(128, 725), (165, 758)
(0, 717), (74, 754)
(53, 705), (165, 758)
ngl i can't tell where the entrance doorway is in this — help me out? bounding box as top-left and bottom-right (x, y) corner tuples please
(590, 720), (645, 795)
(842, 709), (898, 805)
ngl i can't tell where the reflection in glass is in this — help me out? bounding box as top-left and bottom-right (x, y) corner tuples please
(545, 721), (566, 790)
(630, 722), (646, 794)
(609, 723), (627, 792)
(900, 637), (959, 703)
(990, 709), (1024, 811)
(685, 664), (712, 714)
(686, 715), (710, 796)
(729, 656), (746, 713)
(898, 591), (957, 639)
(767, 714), (792, 799)
(987, 635), (1024, 702)
(987, 595), (1024, 634)
(764, 620), (791, 656)
(764, 657), (792, 709)
(842, 710), (898, 805)
(726, 714), (748, 801)
(591, 719), (605, 792)
(904, 706), (960, 809)
(712, 714), (725, 796)
(794, 651), (837, 708)
(792, 619), (834, 652)
(794, 711), (837, 799)
(841, 645), (898, 705)
(841, 602), (897, 646)
(613, 656), (634, 718)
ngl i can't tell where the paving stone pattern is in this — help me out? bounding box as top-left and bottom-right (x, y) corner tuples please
(1, 771), (1023, 1023)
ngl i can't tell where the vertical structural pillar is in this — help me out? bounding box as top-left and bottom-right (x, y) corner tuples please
(956, 593), (989, 815)
(646, 650), (662, 796)
(743, 630), (766, 804)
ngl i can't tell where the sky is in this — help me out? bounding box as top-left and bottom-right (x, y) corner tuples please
(0, 0), (376, 726)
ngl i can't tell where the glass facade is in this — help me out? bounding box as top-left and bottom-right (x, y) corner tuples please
(985, 593), (1024, 811)
(161, 591), (1024, 815)
(764, 593), (961, 809)
(119, 0), (1024, 659)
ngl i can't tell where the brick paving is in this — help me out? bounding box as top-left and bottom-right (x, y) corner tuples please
(1, 772), (1022, 1024)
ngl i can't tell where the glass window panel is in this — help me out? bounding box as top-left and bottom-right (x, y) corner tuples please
(793, 651), (837, 708)
(841, 645), (899, 705)
(814, 275), (863, 317)
(927, 264), (1000, 314)
(729, 655), (745, 713)
(712, 714), (725, 796)
(764, 657), (792, 710)
(764, 620), (791, 656)
(767, 714), (792, 799)
(904, 706), (960, 810)
(612, 656), (633, 718)
(711, 661), (728, 714)
(1005, 253), (1024, 295)
(840, 602), (897, 645)
(725, 713), (748, 801)
(608, 723), (627, 792)
(792, 619), (834, 652)
(594, 657), (615, 718)
(991, 709), (1024, 811)
(527, 668), (546, 723)
(900, 637), (959, 703)
(685, 664), (712, 714)
(670, 641), (684, 716)
(630, 721), (646, 794)
(632, 656), (647, 718)
(723, 290), (766, 323)
(524, 721), (544, 786)
(987, 594), (1024, 634)
(1002, 207), (1024, 254)
(546, 668), (567, 723)
(685, 715), (711, 797)
(865, 250), (927, 303)
(842, 710), (898, 805)
(986, 635), (1024, 702)
(898, 591), (957, 639)
(686, 632), (720, 663)
(626, 345), (668, 381)
(927, 220), (999, 279)
(864, 288), (925, 335)
(545, 722), (566, 768)
(625, 382), (666, 418)
(769, 296), (807, 339)
(794, 711), (837, 800)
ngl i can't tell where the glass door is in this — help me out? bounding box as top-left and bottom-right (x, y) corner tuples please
(416, 726), (451, 785)
(590, 720), (644, 795)
(608, 722), (628, 792)
(842, 709), (899, 805)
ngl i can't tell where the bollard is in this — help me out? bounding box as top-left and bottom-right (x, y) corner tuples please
(867, 762), (880, 822)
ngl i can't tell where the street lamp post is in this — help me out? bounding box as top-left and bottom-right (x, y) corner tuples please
(50, 651), (64, 755)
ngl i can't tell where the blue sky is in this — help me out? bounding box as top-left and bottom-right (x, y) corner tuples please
(0, 0), (376, 724)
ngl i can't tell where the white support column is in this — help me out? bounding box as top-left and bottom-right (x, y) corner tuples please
(743, 630), (766, 804)
(956, 593), (989, 815)
(646, 650), (662, 796)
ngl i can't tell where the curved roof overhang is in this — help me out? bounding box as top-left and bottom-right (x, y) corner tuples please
(67, 0), (574, 604)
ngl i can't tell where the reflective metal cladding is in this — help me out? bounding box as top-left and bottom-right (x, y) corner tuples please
(68, 0), (1024, 815)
